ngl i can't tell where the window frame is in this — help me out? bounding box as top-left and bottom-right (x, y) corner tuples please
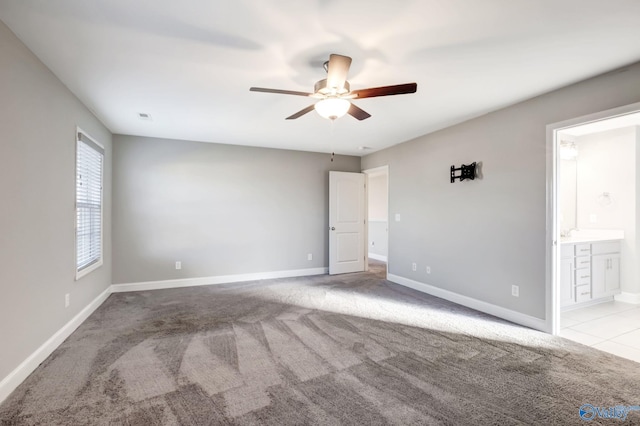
(75, 127), (104, 280)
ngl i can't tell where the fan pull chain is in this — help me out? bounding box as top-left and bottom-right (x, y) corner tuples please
(330, 119), (335, 162)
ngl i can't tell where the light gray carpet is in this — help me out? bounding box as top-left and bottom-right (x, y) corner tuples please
(1, 261), (639, 425)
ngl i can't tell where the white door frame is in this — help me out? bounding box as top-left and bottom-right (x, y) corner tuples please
(363, 165), (389, 277)
(546, 101), (640, 335)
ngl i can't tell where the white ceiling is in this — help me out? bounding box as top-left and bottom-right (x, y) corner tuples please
(2, 0), (640, 156)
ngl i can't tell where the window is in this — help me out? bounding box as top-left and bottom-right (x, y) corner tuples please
(75, 129), (104, 279)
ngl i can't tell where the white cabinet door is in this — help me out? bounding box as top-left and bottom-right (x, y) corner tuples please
(592, 253), (621, 299)
(606, 254), (621, 294)
(560, 257), (575, 307)
(592, 254), (607, 299)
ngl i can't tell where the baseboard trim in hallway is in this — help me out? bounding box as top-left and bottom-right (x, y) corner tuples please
(0, 286), (111, 404)
(387, 273), (548, 332)
(367, 253), (387, 262)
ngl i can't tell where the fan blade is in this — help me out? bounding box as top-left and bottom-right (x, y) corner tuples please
(352, 83), (417, 99)
(250, 87), (313, 97)
(326, 54), (352, 92)
(286, 104), (316, 120)
(347, 103), (371, 121)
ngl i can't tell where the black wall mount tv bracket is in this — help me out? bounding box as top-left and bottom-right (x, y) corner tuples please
(450, 162), (476, 183)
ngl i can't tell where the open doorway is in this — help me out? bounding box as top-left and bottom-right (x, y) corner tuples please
(364, 166), (389, 278)
(549, 103), (640, 362)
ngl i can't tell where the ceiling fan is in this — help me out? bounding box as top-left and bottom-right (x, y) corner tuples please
(250, 54), (417, 121)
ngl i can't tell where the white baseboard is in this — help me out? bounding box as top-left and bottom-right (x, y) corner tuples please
(0, 286), (111, 404)
(368, 253), (388, 262)
(614, 292), (640, 304)
(387, 274), (547, 332)
(561, 296), (615, 312)
(111, 267), (328, 293)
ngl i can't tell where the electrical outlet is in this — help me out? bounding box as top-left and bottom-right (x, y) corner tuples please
(395, 213), (401, 222)
(175, 261), (182, 270)
(307, 253), (313, 261)
(412, 262), (417, 271)
(512, 285), (519, 297)
(589, 213), (597, 223)
(426, 266), (431, 274)
(65, 293), (70, 308)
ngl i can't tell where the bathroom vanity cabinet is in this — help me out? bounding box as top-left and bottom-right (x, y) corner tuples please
(560, 240), (621, 308)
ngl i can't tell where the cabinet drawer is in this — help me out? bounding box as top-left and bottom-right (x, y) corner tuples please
(576, 272), (591, 286)
(592, 241), (621, 255)
(575, 244), (591, 256)
(575, 256), (591, 269)
(575, 285), (591, 303)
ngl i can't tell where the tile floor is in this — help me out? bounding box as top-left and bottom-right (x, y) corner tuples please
(561, 301), (640, 363)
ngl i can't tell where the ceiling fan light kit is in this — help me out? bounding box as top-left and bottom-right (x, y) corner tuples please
(314, 79), (351, 97)
(250, 54), (417, 121)
(314, 98), (351, 120)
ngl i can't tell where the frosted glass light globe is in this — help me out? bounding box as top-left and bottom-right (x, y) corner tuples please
(314, 98), (351, 120)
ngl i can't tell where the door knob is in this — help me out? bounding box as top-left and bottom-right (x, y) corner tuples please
(330, 227), (335, 231)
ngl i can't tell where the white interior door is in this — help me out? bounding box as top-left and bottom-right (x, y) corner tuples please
(329, 171), (365, 275)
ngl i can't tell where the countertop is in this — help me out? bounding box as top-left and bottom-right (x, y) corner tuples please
(560, 229), (624, 244)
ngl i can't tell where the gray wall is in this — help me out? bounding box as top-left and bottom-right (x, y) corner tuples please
(112, 135), (360, 284)
(0, 21), (112, 381)
(362, 61), (640, 320)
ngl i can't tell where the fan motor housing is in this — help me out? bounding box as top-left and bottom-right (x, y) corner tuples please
(314, 79), (350, 96)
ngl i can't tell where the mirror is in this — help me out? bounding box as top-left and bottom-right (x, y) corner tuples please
(559, 138), (578, 235)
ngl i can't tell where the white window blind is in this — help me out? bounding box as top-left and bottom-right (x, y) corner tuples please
(76, 131), (104, 275)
